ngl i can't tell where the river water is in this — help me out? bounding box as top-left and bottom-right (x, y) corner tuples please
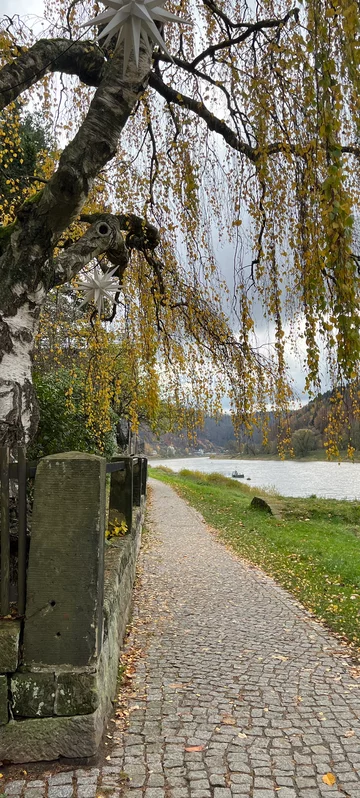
(150, 456), (360, 500)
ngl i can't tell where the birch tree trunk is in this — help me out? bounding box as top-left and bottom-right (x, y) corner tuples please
(0, 45), (152, 452)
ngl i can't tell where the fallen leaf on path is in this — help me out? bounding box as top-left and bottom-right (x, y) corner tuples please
(344, 729), (355, 737)
(322, 773), (336, 785)
(271, 655), (288, 661)
(185, 745), (205, 752)
(169, 683), (185, 688)
(237, 732), (247, 738)
(222, 716), (236, 725)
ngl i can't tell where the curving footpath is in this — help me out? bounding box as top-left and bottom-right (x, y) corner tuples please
(3, 478), (360, 798)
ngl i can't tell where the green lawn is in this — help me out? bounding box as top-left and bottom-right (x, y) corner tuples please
(149, 466), (360, 650)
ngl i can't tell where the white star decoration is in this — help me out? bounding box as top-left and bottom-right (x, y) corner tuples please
(79, 266), (120, 316)
(82, 0), (189, 73)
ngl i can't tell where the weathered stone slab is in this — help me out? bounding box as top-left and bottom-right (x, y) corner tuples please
(11, 672), (55, 717)
(0, 621), (20, 673)
(0, 675), (8, 725)
(55, 671), (99, 716)
(24, 453), (106, 668)
(0, 708), (104, 762)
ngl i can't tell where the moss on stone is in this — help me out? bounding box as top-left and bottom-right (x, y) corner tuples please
(11, 672), (55, 718)
(0, 676), (8, 726)
(0, 622), (20, 673)
(55, 671), (99, 716)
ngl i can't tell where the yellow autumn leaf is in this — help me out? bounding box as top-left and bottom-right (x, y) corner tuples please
(322, 773), (336, 786)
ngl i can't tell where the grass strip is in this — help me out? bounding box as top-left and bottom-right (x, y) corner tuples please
(149, 466), (360, 650)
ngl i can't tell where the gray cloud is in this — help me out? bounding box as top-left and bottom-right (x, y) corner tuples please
(2, 0), (44, 13)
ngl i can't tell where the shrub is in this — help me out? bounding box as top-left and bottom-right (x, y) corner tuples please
(28, 370), (117, 460)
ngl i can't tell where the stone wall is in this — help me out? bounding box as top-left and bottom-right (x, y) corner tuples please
(0, 453), (145, 763)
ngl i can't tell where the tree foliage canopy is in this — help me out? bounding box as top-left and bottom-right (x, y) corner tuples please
(1, 0), (360, 454)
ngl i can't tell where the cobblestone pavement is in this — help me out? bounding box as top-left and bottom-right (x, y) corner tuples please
(3, 478), (360, 798)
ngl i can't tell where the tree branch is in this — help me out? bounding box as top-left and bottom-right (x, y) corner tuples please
(150, 73), (360, 166)
(52, 215), (129, 284)
(80, 212), (160, 250)
(149, 72), (257, 162)
(0, 38), (106, 110)
(191, 7), (299, 68)
(156, 53), (254, 147)
(0, 44), (152, 312)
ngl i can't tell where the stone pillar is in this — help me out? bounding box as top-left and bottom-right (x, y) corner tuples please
(24, 453), (106, 667)
(109, 456), (133, 533)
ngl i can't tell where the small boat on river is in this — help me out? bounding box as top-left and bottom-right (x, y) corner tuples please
(232, 470), (244, 478)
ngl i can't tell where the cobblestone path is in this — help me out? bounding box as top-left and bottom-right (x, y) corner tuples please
(3, 478), (360, 798)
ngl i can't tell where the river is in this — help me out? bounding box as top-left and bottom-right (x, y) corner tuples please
(150, 456), (360, 500)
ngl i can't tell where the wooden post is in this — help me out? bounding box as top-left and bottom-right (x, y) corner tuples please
(0, 447), (10, 616)
(17, 447), (27, 616)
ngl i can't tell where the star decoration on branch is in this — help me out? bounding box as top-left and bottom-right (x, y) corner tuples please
(82, 0), (189, 73)
(78, 265), (120, 316)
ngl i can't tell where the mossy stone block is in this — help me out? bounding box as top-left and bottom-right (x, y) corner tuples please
(0, 676), (8, 725)
(250, 495), (282, 519)
(11, 672), (55, 717)
(0, 621), (20, 673)
(55, 671), (99, 716)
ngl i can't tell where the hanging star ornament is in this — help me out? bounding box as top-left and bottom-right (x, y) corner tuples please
(82, 0), (190, 74)
(78, 265), (120, 316)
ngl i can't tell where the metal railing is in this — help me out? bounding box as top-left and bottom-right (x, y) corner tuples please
(0, 446), (29, 617)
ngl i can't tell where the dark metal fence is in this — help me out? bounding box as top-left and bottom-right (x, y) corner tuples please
(108, 456), (148, 533)
(0, 446), (32, 618)
(0, 448), (147, 619)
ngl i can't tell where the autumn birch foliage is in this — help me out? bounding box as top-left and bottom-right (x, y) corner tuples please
(1, 0), (360, 454)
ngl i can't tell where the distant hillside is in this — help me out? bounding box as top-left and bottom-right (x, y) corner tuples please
(140, 414), (236, 456)
(141, 391), (359, 458)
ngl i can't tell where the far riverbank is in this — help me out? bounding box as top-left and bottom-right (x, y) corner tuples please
(210, 449), (360, 462)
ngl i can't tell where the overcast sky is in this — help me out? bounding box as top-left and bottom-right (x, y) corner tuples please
(3, 0), (44, 15)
